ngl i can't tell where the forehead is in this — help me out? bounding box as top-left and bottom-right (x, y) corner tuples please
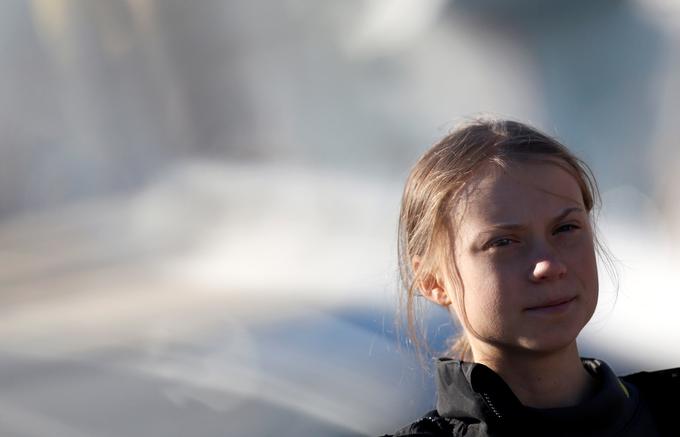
(454, 160), (585, 226)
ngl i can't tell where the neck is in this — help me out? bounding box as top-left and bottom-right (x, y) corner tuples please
(471, 341), (596, 408)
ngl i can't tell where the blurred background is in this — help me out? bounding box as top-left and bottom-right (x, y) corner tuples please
(1, 0), (679, 436)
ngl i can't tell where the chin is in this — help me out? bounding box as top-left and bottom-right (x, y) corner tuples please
(516, 328), (583, 355)
(517, 307), (594, 354)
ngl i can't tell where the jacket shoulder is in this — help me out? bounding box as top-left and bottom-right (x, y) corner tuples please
(621, 367), (680, 435)
(621, 366), (680, 397)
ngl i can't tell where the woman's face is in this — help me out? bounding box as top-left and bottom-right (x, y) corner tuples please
(448, 160), (598, 357)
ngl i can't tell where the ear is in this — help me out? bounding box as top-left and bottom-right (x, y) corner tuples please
(419, 274), (452, 306)
(413, 257), (452, 307)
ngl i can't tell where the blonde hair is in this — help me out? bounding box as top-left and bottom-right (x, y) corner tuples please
(397, 117), (605, 363)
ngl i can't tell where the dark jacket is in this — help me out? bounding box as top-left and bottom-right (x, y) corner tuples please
(382, 358), (680, 436)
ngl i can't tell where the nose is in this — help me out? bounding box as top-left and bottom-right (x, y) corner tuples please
(531, 257), (567, 282)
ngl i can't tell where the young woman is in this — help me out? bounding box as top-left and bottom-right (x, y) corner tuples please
(382, 118), (678, 436)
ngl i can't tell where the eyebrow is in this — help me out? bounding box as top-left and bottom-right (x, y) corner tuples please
(553, 206), (585, 222)
(483, 207), (585, 232)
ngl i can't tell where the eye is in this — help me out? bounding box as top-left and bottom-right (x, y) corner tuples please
(554, 223), (580, 234)
(488, 237), (516, 248)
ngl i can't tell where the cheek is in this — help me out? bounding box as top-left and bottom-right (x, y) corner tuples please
(581, 250), (599, 306)
(461, 286), (509, 341)
(453, 248), (521, 330)
(459, 265), (508, 325)
(466, 288), (502, 320)
(587, 250), (599, 285)
(568, 238), (599, 290)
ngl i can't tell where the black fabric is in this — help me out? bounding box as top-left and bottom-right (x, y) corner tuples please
(381, 358), (674, 437)
(621, 367), (680, 436)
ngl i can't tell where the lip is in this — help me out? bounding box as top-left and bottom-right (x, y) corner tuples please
(525, 296), (577, 313)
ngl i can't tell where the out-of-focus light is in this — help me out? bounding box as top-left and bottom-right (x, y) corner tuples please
(343, 0), (446, 55)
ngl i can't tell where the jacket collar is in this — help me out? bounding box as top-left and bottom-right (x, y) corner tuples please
(435, 357), (637, 433)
